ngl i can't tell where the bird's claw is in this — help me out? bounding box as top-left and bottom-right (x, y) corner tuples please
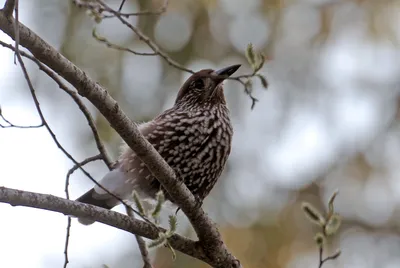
(174, 195), (203, 215)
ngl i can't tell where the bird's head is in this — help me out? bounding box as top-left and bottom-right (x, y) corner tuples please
(174, 64), (241, 108)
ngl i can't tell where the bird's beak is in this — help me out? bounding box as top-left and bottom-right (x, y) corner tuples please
(214, 64), (241, 83)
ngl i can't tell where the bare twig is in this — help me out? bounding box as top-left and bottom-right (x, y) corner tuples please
(0, 186), (212, 265)
(0, 110), (44, 128)
(63, 216), (72, 268)
(319, 247), (341, 268)
(97, 0), (194, 74)
(92, 27), (158, 56)
(235, 78), (258, 109)
(65, 154), (103, 200)
(108, 0), (168, 17)
(63, 154), (102, 268)
(73, 0), (168, 18)
(126, 206), (153, 268)
(117, 0), (126, 12)
(0, 12), (240, 267)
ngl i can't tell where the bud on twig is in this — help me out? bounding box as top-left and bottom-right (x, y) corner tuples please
(301, 202), (326, 227)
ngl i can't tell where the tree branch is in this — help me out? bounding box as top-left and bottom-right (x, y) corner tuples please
(0, 109), (44, 128)
(2, 0), (16, 17)
(0, 186), (211, 264)
(0, 11), (240, 268)
(97, 0), (194, 74)
(126, 206), (153, 268)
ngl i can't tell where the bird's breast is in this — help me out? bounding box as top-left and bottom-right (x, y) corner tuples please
(118, 106), (233, 200)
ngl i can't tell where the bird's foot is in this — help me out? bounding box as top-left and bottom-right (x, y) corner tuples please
(174, 195), (203, 215)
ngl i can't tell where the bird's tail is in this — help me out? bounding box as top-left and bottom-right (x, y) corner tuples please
(76, 188), (117, 225)
(75, 169), (131, 225)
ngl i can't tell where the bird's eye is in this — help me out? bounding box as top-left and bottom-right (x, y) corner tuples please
(194, 79), (205, 89)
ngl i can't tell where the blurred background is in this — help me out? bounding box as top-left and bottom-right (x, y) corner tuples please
(1, 0), (400, 267)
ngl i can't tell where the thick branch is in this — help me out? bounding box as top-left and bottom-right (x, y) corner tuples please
(2, 0), (15, 17)
(0, 12), (239, 267)
(0, 186), (208, 263)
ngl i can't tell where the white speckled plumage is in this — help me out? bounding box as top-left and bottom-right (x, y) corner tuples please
(76, 65), (240, 225)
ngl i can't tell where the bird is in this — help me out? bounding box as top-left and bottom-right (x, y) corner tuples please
(76, 64), (241, 225)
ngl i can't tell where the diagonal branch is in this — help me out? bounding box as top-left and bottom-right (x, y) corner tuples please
(0, 186), (210, 264)
(0, 11), (240, 268)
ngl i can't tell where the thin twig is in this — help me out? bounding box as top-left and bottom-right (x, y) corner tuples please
(235, 78), (258, 109)
(117, 0), (126, 12)
(92, 27), (158, 56)
(97, 0), (194, 74)
(65, 154), (103, 200)
(126, 206), (153, 268)
(0, 111), (44, 128)
(318, 247), (341, 268)
(63, 217), (71, 268)
(63, 154), (103, 268)
(106, 0), (168, 18)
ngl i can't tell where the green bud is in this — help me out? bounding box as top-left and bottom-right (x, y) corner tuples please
(327, 190), (339, 218)
(152, 190), (165, 220)
(132, 191), (145, 216)
(256, 74), (268, 88)
(301, 202), (326, 227)
(253, 53), (265, 72)
(324, 213), (341, 236)
(168, 215), (177, 234)
(314, 232), (326, 247)
(245, 43), (256, 66)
